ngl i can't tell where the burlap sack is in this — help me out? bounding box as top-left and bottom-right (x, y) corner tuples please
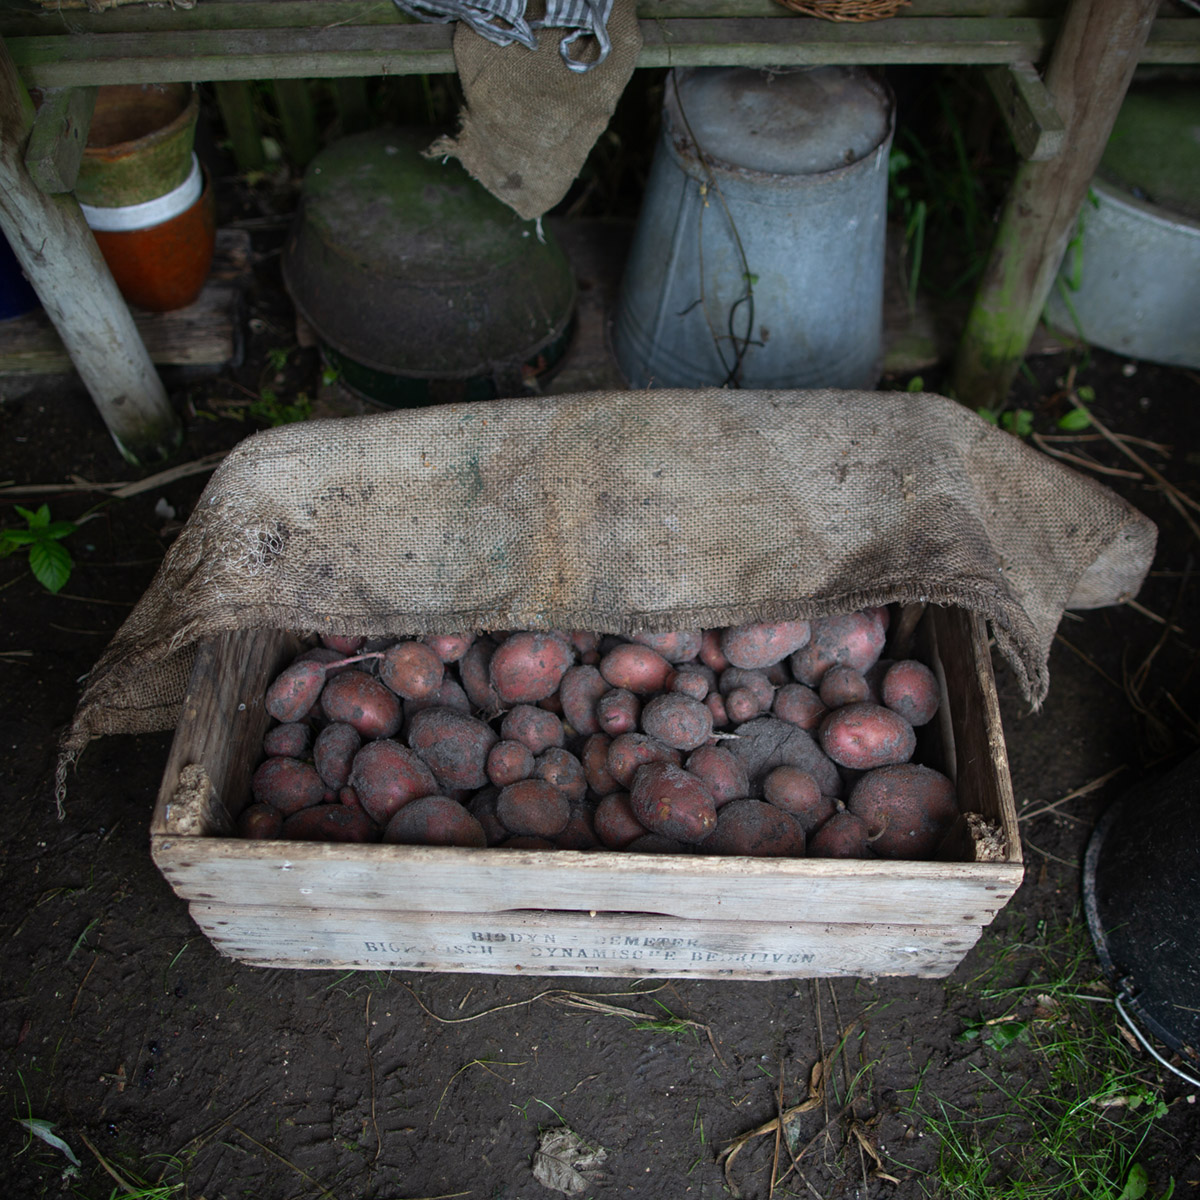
(58, 388), (1155, 801)
(426, 0), (642, 220)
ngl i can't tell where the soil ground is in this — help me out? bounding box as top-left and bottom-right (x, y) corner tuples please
(2, 88), (1200, 1200)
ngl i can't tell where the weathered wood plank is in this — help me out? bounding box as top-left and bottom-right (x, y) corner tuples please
(0, 0), (1069, 38)
(192, 902), (983, 978)
(0, 37), (179, 465)
(24, 84), (95, 193)
(984, 61), (1065, 161)
(5, 16), (1194, 86)
(953, 0), (1160, 408)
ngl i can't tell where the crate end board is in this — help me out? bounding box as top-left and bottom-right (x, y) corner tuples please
(188, 902), (985, 980)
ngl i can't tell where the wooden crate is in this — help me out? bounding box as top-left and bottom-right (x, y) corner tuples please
(150, 606), (1023, 979)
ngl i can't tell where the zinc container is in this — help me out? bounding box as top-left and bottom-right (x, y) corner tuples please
(613, 66), (895, 390)
(1045, 81), (1200, 368)
(150, 605), (1022, 980)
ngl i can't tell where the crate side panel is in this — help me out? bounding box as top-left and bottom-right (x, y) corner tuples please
(191, 902), (982, 979)
(153, 836), (1023, 925)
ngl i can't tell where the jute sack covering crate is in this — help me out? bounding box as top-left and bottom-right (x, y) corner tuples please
(58, 388), (1155, 804)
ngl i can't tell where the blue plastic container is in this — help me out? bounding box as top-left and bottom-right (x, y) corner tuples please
(613, 66), (894, 390)
(0, 230), (39, 320)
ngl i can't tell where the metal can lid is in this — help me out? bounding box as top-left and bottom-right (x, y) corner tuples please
(666, 66), (893, 177)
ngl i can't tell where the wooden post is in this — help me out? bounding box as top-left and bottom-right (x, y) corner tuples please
(951, 0), (1159, 409)
(272, 77), (319, 169)
(0, 38), (181, 465)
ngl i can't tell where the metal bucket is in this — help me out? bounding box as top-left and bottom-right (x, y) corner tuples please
(1045, 81), (1200, 369)
(613, 66), (895, 390)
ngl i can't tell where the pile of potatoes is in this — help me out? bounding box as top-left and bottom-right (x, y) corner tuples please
(239, 609), (960, 860)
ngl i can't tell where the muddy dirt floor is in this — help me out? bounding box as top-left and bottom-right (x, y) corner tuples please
(4, 124), (1200, 1200)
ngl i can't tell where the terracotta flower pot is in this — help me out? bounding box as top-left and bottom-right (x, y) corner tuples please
(82, 156), (215, 312)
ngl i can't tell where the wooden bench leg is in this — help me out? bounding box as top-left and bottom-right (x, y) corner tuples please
(0, 38), (182, 466)
(952, 0), (1158, 409)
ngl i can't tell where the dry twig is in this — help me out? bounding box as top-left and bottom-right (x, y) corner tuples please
(1018, 765), (1125, 823)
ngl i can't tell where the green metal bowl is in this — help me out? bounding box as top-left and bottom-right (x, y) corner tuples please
(282, 128), (576, 405)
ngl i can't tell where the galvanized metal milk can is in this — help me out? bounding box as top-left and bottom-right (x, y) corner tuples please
(613, 66), (895, 389)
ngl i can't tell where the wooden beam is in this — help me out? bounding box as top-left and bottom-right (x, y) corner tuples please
(0, 38), (181, 465)
(24, 85), (95, 193)
(984, 62), (1065, 161)
(952, 0), (1160, 409)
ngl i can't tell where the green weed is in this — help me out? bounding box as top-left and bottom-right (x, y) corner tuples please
(902, 913), (1175, 1199)
(0, 504), (76, 593)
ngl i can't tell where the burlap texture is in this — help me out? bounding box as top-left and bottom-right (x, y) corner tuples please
(426, 0), (641, 220)
(60, 388), (1155, 781)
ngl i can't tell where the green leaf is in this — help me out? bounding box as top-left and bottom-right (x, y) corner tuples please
(28, 539), (72, 593)
(1057, 407), (1092, 431)
(977, 407), (999, 426)
(2, 529), (38, 546)
(14, 503), (49, 527)
(1000, 409), (1034, 438)
(1076, 384), (1095, 402)
(984, 1020), (1028, 1051)
(1119, 1163), (1149, 1200)
(906, 375), (925, 393)
(44, 520), (77, 540)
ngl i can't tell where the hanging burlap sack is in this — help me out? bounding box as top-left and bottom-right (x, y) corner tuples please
(58, 388), (1155, 803)
(426, 0), (642, 220)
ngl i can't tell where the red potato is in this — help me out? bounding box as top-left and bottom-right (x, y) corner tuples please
(631, 629), (702, 663)
(881, 659), (940, 727)
(606, 732), (681, 790)
(670, 663), (714, 701)
(263, 722), (311, 759)
(773, 683), (826, 731)
(819, 703), (916, 771)
(808, 810), (872, 858)
(720, 620), (811, 670)
(705, 692), (729, 728)
(593, 792), (648, 849)
(626, 833), (687, 854)
(640, 692), (713, 751)
(495, 778), (571, 838)
(599, 642), (674, 695)
(321, 633), (367, 655)
(489, 632), (574, 704)
(237, 802), (284, 839)
(533, 747), (588, 803)
(379, 640), (444, 701)
(486, 739), (536, 788)
(685, 745), (749, 808)
(570, 631), (601, 660)
(350, 738), (438, 825)
(761, 766), (835, 834)
(597, 688), (640, 737)
(500, 704), (565, 755)
(321, 670), (403, 740)
(404, 678), (473, 725)
(719, 667), (774, 709)
(630, 761), (717, 844)
(339, 786), (363, 811)
(282, 804), (379, 842)
(407, 707), (498, 790)
(265, 659), (327, 723)
(467, 788), (508, 846)
(789, 611), (886, 686)
(847, 763), (958, 859)
(557, 665), (608, 735)
(698, 628), (729, 672)
(581, 733), (618, 796)
(727, 717), (842, 798)
(701, 799), (805, 857)
(252, 757), (325, 815)
(423, 632), (475, 663)
(725, 687), (763, 724)
(555, 801), (599, 850)
(459, 635), (502, 712)
(313, 722), (362, 790)
(819, 665), (873, 709)
(383, 795), (487, 848)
